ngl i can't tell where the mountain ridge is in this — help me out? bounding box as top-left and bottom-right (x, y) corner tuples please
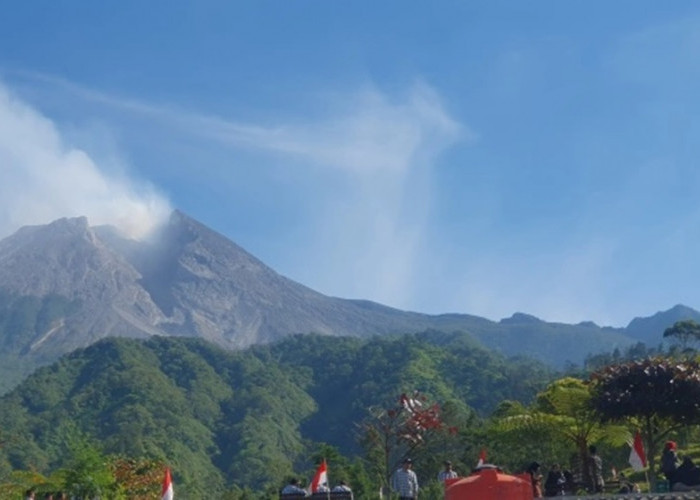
(0, 211), (697, 392)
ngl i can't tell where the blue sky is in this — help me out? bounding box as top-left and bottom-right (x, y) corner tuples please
(1, 1), (700, 327)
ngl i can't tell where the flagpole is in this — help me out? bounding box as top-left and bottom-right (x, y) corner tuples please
(644, 470), (650, 493)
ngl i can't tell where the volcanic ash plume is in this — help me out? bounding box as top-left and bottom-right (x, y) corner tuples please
(0, 82), (171, 240)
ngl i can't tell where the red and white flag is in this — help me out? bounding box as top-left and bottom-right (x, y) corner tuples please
(311, 459), (328, 493)
(477, 448), (487, 467)
(161, 467), (174, 500)
(629, 431), (647, 471)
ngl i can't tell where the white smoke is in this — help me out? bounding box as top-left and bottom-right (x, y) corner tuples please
(0, 82), (171, 239)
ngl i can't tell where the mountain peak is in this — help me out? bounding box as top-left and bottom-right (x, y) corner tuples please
(666, 304), (698, 316)
(49, 215), (90, 229)
(169, 209), (199, 230)
(499, 312), (542, 324)
(1, 216), (91, 246)
(625, 304), (700, 345)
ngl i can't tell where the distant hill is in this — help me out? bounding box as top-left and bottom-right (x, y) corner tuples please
(0, 334), (555, 496)
(0, 211), (696, 391)
(624, 304), (700, 346)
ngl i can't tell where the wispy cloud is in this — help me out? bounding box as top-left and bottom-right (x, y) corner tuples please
(193, 83), (465, 176)
(199, 83), (466, 306)
(10, 71), (465, 176)
(0, 81), (171, 239)
(189, 83), (467, 305)
(1, 72), (467, 309)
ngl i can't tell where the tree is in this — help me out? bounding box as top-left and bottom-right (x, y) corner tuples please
(589, 358), (700, 489)
(663, 320), (700, 351)
(358, 391), (454, 493)
(59, 431), (119, 499)
(491, 377), (627, 491)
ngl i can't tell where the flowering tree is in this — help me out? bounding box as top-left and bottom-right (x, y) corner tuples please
(359, 390), (455, 490)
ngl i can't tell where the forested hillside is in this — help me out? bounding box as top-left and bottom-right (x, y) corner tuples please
(0, 332), (555, 497)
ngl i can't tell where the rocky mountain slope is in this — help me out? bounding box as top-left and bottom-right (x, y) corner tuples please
(0, 210), (696, 390)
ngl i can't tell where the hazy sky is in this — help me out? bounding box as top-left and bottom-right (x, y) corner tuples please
(2, 1), (700, 327)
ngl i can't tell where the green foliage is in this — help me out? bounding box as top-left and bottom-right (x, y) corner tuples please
(58, 430), (118, 499)
(582, 342), (660, 373)
(0, 354), (35, 397)
(489, 377), (628, 489)
(0, 333), (556, 495)
(663, 320), (700, 350)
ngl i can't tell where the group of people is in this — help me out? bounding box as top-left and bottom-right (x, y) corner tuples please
(393, 452), (603, 499)
(281, 477), (353, 497)
(526, 461), (574, 497)
(390, 457), (457, 499)
(662, 440), (700, 492)
(285, 442), (699, 499)
(281, 457), (452, 499)
(388, 446), (621, 499)
(525, 445), (640, 497)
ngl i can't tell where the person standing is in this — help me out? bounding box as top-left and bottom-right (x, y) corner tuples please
(391, 458), (419, 499)
(526, 461), (543, 498)
(438, 461), (458, 482)
(544, 463), (566, 497)
(588, 445), (604, 493)
(662, 440), (680, 489)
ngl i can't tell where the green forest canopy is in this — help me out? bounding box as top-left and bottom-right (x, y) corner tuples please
(0, 331), (556, 496)
(1, 330), (687, 498)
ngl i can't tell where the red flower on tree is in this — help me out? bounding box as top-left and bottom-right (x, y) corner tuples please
(360, 389), (455, 489)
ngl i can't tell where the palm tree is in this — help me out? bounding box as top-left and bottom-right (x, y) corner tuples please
(491, 377), (628, 492)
